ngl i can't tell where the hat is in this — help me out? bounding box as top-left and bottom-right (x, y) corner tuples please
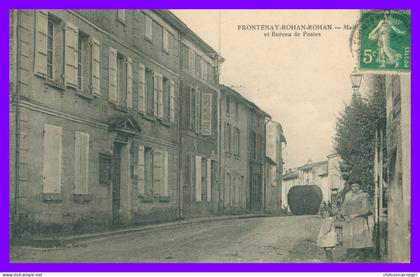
(348, 177), (361, 185)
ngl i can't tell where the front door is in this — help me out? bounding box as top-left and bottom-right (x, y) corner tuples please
(112, 143), (122, 226)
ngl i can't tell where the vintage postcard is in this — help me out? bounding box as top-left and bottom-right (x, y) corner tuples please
(9, 9), (410, 263)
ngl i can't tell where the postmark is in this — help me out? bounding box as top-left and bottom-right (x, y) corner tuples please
(357, 10), (410, 71)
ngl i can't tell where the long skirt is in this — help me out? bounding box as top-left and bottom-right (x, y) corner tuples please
(342, 216), (373, 249)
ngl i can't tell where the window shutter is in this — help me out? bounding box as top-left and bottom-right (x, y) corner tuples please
(153, 150), (162, 195)
(138, 63), (146, 113)
(91, 38), (101, 96)
(34, 10), (48, 77)
(207, 159), (211, 202)
(224, 123), (229, 153)
(109, 47), (118, 103)
(162, 28), (169, 52)
(189, 87), (195, 130)
(201, 92), (212, 136)
(195, 89), (201, 134)
(42, 124), (62, 194)
(145, 16), (152, 40)
(162, 150), (169, 197)
(195, 155), (202, 202)
(74, 131), (89, 195)
(117, 10), (126, 21)
(153, 72), (158, 117)
(158, 75), (163, 118)
(138, 145), (145, 194)
(169, 81), (176, 123)
(189, 49), (195, 74)
(126, 57), (133, 109)
(65, 22), (78, 88)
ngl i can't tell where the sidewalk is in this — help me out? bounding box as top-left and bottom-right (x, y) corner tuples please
(14, 213), (270, 249)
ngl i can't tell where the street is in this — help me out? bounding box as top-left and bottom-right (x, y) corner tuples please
(11, 215), (346, 263)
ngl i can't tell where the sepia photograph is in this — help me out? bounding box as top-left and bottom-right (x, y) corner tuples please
(8, 9), (410, 264)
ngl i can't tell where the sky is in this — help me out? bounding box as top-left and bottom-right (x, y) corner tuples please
(172, 10), (360, 168)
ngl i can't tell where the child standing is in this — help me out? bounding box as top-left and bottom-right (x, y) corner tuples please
(317, 208), (337, 261)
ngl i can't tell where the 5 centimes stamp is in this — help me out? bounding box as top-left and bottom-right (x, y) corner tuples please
(359, 10), (410, 71)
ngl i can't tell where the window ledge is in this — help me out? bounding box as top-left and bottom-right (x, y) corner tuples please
(75, 91), (94, 101)
(113, 104), (128, 113)
(159, 196), (170, 202)
(139, 195), (154, 202)
(72, 193), (92, 203)
(142, 114), (156, 122)
(144, 36), (152, 43)
(45, 79), (65, 91)
(41, 192), (63, 203)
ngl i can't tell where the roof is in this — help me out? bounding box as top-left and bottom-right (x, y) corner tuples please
(155, 10), (224, 63)
(283, 171), (298, 180)
(298, 160), (328, 171)
(220, 84), (271, 118)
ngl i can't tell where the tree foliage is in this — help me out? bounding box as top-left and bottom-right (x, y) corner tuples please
(334, 75), (386, 197)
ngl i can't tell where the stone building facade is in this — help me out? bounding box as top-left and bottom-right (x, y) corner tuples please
(9, 9), (222, 236)
(219, 85), (271, 214)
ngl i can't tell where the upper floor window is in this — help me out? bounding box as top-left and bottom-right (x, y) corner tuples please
(226, 97), (230, 115)
(145, 16), (153, 40)
(188, 48), (195, 75)
(162, 28), (169, 53)
(117, 10), (126, 22)
(47, 19), (54, 80)
(201, 58), (207, 80)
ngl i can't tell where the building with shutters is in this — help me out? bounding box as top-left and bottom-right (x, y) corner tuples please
(174, 18), (222, 218)
(219, 85), (271, 214)
(265, 121), (287, 213)
(9, 9), (217, 236)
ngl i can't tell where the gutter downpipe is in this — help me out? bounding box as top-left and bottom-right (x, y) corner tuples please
(263, 116), (272, 213)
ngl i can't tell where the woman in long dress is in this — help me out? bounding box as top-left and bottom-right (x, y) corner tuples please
(368, 13), (406, 68)
(341, 180), (373, 261)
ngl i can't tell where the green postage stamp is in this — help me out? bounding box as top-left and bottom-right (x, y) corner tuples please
(359, 10), (410, 71)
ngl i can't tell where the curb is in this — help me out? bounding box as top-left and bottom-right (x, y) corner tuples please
(15, 213), (272, 249)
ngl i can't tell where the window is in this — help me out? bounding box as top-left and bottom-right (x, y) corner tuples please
(189, 87), (196, 130)
(91, 38), (101, 96)
(126, 57), (133, 109)
(145, 147), (153, 195)
(201, 58), (207, 80)
(42, 124), (62, 194)
(235, 102), (239, 120)
(145, 16), (152, 40)
(233, 127), (240, 157)
(251, 131), (257, 160)
(188, 48), (195, 75)
(169, 81), (176, 123)
(76, 35), (83, 89)
(195, 155), (202, 202)
(152, 149), (169, 197)
(226, 97), (230, 115)
(195, 89), (201, 134)
(108, 47), (118, 102)
(34, 11), (64, 83)
(162, 28), (169, 53)
(47, 19), (54, 80)
(138, 145), (145, 194)
(153, 72), (163, 118)
(74, 131), (89, 195)
(117, 10), (126, 22)
(138, 63), (146, 113)
(201, 92), (212, 135)
(225, 123), (231, 155)
(117, 54), (125, 104)
(224, 172), (231, 207)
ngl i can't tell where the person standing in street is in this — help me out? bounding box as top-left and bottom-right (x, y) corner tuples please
(316, 208), (337, 261)
(340, 179), (373, 261)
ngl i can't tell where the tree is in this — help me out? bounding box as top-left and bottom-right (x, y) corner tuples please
(334, 75), (386, 197)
